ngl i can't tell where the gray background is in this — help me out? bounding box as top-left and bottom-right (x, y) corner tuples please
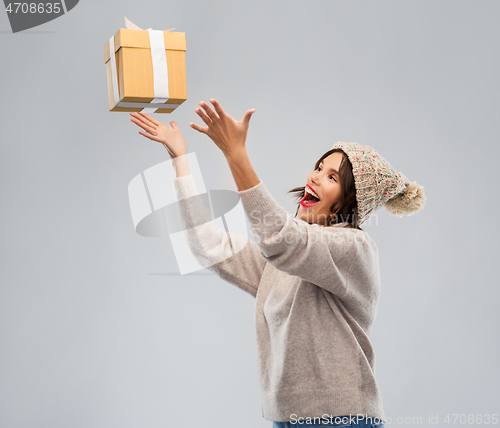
(1, 1), (499, 427)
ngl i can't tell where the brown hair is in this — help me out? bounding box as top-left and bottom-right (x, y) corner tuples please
(287, 148), (362, 230)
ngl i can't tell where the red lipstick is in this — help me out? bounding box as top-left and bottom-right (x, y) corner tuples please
(300, 185), (321, 208)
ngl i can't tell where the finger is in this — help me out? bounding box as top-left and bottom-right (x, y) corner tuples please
(209, 99), (226, 118)
(138, 130), (161, 142)
(241, 109), (256, 125)
(195, 107), (213, 127)
(130, 112), (155, 128)
(130, 117), (158, 136)
(131, 111), (160, 130)
(189, 122), (209, 134)
(169, 121), (180, 131)
(199, 101), (219, 122)
(138, 111), (162, 127)
(131, 117), (157, 135)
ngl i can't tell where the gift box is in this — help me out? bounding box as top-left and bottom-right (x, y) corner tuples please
(104, 21), (187, 113)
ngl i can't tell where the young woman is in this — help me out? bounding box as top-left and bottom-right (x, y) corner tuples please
(129, 99), (426, 428)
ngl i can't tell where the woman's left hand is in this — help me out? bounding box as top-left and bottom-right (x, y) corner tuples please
(190, 99), (255, 158)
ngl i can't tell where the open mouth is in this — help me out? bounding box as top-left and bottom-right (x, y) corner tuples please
(300, 187), (321, 207)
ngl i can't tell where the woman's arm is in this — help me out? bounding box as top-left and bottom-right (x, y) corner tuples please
(130, 112), (267, 298)
(225, 148), (261, 191)
(172, 168), (266, 298)
(171, 152), (191, 178)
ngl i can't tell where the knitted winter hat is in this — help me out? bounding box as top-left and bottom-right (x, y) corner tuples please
(331, 142), (426, 225)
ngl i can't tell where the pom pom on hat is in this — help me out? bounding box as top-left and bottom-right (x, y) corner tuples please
(384, 181), (427, 218)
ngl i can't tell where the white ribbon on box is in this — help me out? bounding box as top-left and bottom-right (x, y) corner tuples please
(107, 16), (181, 113)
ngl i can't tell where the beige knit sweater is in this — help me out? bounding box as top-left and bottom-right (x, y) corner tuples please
(172, 173), (386, 424)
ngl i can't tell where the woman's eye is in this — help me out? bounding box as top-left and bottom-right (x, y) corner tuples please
(317, 166), (336, 181)
(317, 166), (337, 181)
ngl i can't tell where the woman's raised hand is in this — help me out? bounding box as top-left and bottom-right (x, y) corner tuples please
(130, 112), (188, 159)
(190, 99), (255, 158)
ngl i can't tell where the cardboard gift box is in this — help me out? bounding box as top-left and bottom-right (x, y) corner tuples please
(104, 26), (187, 113)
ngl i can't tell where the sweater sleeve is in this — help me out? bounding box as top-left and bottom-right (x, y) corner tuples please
(237, 180), (377, 298)
(172, 174), (267, 298)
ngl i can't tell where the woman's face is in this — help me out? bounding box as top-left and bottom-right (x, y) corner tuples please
(297, 152), (344, 225)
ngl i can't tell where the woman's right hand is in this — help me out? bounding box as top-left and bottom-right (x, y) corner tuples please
(130, 112), (188, 158)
